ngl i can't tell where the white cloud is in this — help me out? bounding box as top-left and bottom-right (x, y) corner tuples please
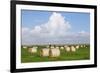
(29, 12), (71, 37)
(22, 12), (90, 45)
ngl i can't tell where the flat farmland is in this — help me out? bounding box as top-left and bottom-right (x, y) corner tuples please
(21, 45), (90, 63)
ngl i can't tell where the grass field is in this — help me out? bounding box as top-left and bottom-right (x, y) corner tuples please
(21, 45), (90, 63)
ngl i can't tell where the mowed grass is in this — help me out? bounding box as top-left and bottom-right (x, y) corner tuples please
(21, 46), (90, 63)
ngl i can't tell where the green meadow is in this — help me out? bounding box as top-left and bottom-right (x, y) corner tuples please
(21, 45), (90, 63)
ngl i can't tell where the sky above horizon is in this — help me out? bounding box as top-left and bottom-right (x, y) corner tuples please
(21, 10), (90, 45)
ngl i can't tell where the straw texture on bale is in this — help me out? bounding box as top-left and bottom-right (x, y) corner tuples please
(28, 47), (37, 53)
(23, 46), (27, 49)
(71, 46), (76, 52)
(49, 48), (60, 57)
(56, 46), (59, 49)
(40, 48), (50, 57)
(76, 45), (79, 49)
(81, 45), (83, 47)
(60, 46), (64, 50)
(51, 46), (55, 49)
(65, 47), (70, 52)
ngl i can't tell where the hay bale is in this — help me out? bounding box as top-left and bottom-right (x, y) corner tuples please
(51, 46), (55, 49)
(65, 46), (70, 52)
(55, 46), (59, 49)
(81, 45), (83, 47)
(28, 47), (37, 53)
(23, 46), (27, 49)
(32, 47), (37, 52)
(49, 48), (60, 57)
(71, 46), (76, 52)
(60, 46), (64, 50)
(40, 48), (50, 57)
(76, 45), (79, 49)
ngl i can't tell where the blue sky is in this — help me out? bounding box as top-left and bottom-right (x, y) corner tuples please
(21, 10), (90, 45)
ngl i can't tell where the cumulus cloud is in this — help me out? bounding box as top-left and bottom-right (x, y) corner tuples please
(29, 12), (71, 37)
(22, 12), (90, 45)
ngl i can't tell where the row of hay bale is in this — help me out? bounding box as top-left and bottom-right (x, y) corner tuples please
(40, 48), (60, 57)
(28, 46), (38, 54)
(22, 45), (87, 57)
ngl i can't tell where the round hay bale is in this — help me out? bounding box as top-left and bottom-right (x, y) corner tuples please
(51, 46), (55, 49)
(81, 45), (83, 47)
(76, 45), (79, 49)
(55, 46), (59, 49)
(40, 48), (50, 57)
(23, 46), (27, 49)
(71, 46), (76, 52)
(49, 48), (60, 57)
(32, 47), (37, 52)
(60, 46), (64, 50)
(28, 47), (37, 53)
(65, 46), (70, 52)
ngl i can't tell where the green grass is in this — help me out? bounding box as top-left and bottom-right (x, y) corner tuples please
(21, 46), (90, 63)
